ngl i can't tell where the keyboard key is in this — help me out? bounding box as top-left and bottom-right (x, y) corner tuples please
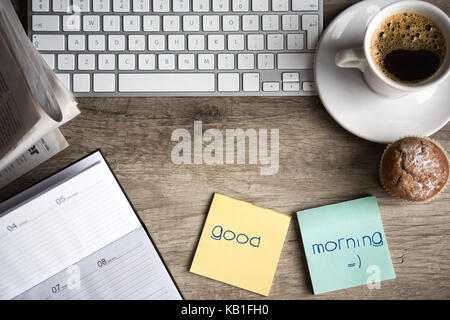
(63, 15), (81, 31)
(168, 35), (185, 50)
(32, 15), (59, 31)
(272, 0), (288, 12)
(173, 0), (190, 12)
(98, 54), (116, 70)
(78, 54), (96, 70)
(53, 0), (69, 12)
(302, 15), (319, 49)
(218, 73), (240, 92)
(263, 82), (279, 91)
(94, 74), (116, 92)
(218, 54), (235, 70)
(262, 15), (278, 30)
(103, 16), (121, 31)
(203, 15), (220, 32)
(183, 15), (200, 31)
(124, 15), (141, 31)
(287, 34), (304, 50)
(119, 54), (136, 70)
(252, 0), (268, 11)
(138, 54), (156, 70)
(282, 15), (299, 31)
(223, 15), (240, 31)
(193, 0), (210, 12)
(83, 16), (100, 32)
(56, 73), (70, 90)
(257, 53), (274, 69)
(233, 0), (249, 12)
(68, 35), (86, 51)
(302, 81), (317, 92)
(282, 72), (300, 82)
(148, 35), (165, 50)
(113, 0), (130, 12)
(73, 0), (90, 12)
(73, 74), (91, 92)
(267, 34), (284, 50)
(238, 54), (254, 69)
(88, 35), (105, 51)
(158, 54), (176, 70)
(283, 82), (300, 91)
(119, 74), (215, 92)
(163, 16), (180, 31)
(242, 15), (259, 31)
(292, 0), (319, 11)
(178, 54), (195, 70)
(129, 35), (146, 51)
(143, 16), (160, 31)
(243, 73), (260, 91)
(41, 54), (55, 69)
(153, 0), (169, 12)
(188, 35), (205, 50)
(277, 53), (314, 69)
(198, 54), (215, 70)
(109, 35), (126, 51)
(32, 34), (65, 51)
(213, 0), (229, 12)
(32, 0), (49, 12)
(247, 34), (264, 50)
(93, 0), (110, 11)
(208, 34), (225, 50)
(133, 0), (150, 12)
(228, 34), (244, 50)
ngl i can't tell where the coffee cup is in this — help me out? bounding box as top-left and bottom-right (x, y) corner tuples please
(335, 0), (450, 98)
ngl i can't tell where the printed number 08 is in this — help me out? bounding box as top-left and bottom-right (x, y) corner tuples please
(55, 196), (66, 205)
(97, 258), (107, 267)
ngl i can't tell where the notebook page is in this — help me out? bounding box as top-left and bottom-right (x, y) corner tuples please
(0, 154), (181, 300)
(0, 151), (106, 214)
(14, 228), (181, 300)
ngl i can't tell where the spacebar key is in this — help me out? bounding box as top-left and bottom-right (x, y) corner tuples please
(119, 73), (215, 92)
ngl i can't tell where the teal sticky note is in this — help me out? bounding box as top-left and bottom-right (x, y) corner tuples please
(296, 196), (395, 294)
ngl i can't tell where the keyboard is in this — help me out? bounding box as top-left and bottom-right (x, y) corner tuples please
(28, 0), (322, 96)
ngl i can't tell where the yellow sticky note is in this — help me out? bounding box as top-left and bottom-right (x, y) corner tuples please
(190, 193), (291, 296)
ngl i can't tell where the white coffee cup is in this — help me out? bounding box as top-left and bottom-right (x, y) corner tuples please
(335, 0), (450, 98)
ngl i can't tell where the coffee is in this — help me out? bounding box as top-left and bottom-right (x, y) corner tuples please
(371, 12), (446, 84)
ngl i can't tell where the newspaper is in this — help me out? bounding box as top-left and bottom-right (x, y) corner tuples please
(0, 0), (79, 189)
(0, 130), (68, 189)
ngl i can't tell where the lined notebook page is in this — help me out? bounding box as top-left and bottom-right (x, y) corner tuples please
(0, 153), (181, 300)
(14, 228), (180, 300)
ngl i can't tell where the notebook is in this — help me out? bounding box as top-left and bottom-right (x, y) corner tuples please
(0, 150), (182, 300)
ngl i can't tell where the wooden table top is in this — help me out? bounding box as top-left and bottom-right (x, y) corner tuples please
(3, 0), (449, 299)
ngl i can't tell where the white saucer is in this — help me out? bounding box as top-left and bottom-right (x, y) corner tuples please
(315, 0), (450, 144)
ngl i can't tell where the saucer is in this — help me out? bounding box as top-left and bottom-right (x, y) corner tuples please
(315, 0), (450, 144)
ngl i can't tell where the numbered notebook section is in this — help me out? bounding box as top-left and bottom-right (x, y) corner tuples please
(0, 151), (182, 300)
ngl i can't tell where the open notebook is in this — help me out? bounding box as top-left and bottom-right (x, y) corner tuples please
(0, 151), (182, 300)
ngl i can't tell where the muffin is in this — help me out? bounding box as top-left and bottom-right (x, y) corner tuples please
(379, 137), (449, 202)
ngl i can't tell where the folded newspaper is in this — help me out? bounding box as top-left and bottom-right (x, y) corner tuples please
(0, 0), (79, 189)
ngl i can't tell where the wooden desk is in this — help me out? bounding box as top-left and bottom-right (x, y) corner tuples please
(3, 0), (449, 299)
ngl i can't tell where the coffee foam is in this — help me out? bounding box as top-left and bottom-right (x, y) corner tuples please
(371, 12), (446, 83)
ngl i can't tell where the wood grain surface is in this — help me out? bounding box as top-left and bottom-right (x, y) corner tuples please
(2, 0), (449, 299)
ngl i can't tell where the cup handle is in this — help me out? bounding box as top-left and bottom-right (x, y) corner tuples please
(335, 48), (367, 71)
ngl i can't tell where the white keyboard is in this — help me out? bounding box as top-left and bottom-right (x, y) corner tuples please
(29, 0), (322, 96)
